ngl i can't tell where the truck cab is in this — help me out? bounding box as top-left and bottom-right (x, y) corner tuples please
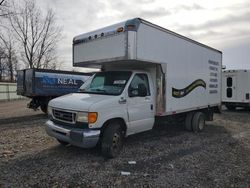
(46, 69), (156, 158)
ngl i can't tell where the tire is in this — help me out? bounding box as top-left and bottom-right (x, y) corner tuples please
(101, 123), (124, 159)
(244, 106), (250, 111)
(185, 112), (194, 131)
(40, 104), (47, 114)
(225, 105), (236, 111)
(192, 112), (205, 133)
(57, 139), (69, 146)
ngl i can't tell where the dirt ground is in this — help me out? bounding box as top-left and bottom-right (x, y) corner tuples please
(0, 99), (249, 187)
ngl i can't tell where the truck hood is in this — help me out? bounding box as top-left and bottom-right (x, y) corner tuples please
(49, 93), (115, 112)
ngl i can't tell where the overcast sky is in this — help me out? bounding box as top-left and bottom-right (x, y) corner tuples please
(38, 0), (250, 71)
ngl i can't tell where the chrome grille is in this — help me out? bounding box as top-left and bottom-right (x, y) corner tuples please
(53, 109), (76, 124)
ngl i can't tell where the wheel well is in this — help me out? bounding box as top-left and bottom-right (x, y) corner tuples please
(100, 118), (127, 137)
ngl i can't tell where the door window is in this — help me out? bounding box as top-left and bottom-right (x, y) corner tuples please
(90, 76), (104, 88)
(227, 88), (232, 98)
(226, 77), (233, 98)
(227, 77), (232, 87)
(128, 74), (150, 97)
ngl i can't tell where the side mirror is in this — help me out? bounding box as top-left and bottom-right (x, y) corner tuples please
(138, 83), (147, 97)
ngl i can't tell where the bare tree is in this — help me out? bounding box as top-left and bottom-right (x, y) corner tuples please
(0, 0), (18, 81)
(0, 48), (7, 80)
(0, 32), (18, 81)
(8, 0), (62, 69)
(0, 0), (6, 17)
(0, 0), (11, 17)
(0, 0), (5, 6)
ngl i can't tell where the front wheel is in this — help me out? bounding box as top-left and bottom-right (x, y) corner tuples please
(57, 139), (69, 146)
(101, 123), (124, 159)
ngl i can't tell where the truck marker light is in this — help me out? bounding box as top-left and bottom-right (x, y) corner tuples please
(88, 112), (98, 124)
(127, 25), (135, 30)
(117, 27), (124, 33)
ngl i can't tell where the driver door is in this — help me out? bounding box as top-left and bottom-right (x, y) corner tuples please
(126, 73), (154, 134)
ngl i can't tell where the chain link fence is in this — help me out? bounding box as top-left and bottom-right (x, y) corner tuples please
(0, 82), (25, 101)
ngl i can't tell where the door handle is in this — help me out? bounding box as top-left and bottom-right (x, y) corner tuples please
(145, 97), (150, 100)
(119, 97), (126, 104)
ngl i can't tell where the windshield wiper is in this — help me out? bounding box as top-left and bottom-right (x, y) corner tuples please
(77, 89), (85, 93)
(95, 88), (107, 93)
(77, 88), (108, 94)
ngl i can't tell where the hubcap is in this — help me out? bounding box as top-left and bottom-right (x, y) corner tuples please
(112, 133), (120, 149)
(198, 118), (205, 130)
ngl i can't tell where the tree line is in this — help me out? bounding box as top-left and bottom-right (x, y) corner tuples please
(0, 0), (62, 82)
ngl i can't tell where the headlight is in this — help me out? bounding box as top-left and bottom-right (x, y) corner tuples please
(77, 112), (88, 122)
(47, 106), (52, 115)
(77, 112), (98, 123)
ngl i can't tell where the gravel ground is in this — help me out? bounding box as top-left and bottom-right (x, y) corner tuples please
(0, 99), (250, 187)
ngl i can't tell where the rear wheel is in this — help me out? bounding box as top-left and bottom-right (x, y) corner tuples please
(101, 123), (124, 159)
(244, 106), (250, 111)
(40, 104), (47, 114)
(225, 105), (236, 111)
(185, 112), (194, 131)
(192, 112), (205, 132)
(57, 139), (69, 146)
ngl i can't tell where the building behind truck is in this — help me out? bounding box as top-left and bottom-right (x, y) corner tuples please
(222, 69), (250, 110)
(17, 69), (92, 113)
(45, 18), (222, 158)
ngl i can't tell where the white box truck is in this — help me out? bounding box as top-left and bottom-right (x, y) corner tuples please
(45, 18), (222, 158)
(222, 69), (250, 110)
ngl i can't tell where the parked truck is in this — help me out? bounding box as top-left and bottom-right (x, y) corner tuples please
(17, 69), (92, 113)
(222, 69), (250, 110)
(45, 18), (222, 158)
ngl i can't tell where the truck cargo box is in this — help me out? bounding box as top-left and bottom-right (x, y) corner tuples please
(73, 18), (222, 115)
(222, 69), (250, 109)
(17, 69), (92, 97)
(17, 69), (92, 113)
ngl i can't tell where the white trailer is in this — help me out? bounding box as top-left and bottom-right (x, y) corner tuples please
(222, 70), (250, 110)
(45, 18), (222, 158)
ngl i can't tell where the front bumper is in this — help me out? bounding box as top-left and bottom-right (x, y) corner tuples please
(45, 120), (100, 148)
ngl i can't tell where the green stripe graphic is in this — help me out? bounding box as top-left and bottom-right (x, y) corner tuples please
(172, 79), (206, 98)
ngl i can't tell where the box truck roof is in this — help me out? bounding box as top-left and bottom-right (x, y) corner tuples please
(223, 69), (250, 73)
(73, 18), (222, 54)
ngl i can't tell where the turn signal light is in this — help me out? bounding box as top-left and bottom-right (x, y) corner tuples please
(88, 112), (98, 124)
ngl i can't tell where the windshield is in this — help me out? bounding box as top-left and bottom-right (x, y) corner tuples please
(79, 71), (132, 95)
